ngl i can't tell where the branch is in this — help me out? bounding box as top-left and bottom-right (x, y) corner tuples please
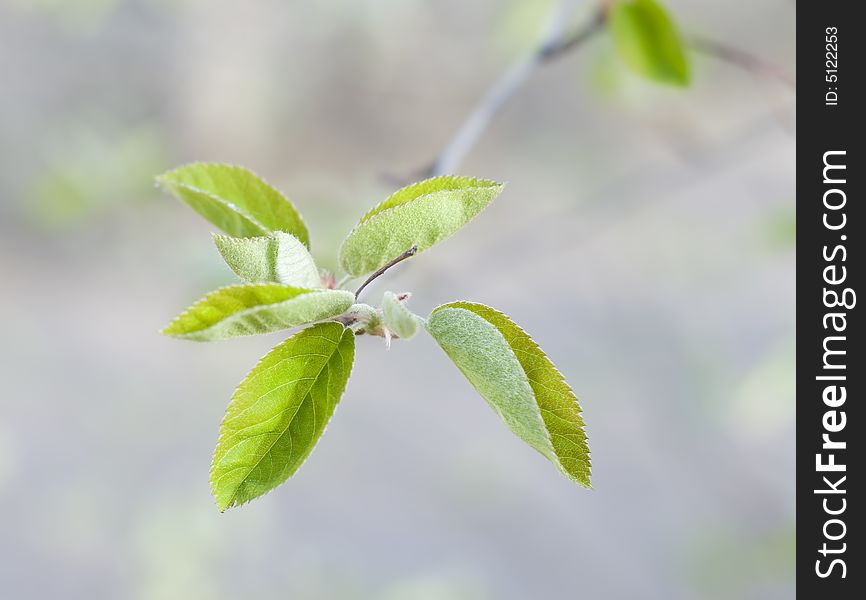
(354, 245), (418, 299)
(416, 4), (606, 179)
(398, 3), (793, 181)
(687, 34), (795, 89)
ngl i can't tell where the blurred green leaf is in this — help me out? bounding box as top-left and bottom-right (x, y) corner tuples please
(211, 322), (355, 511)
(494, 0), (558, 56)
(162, 284), (353, 341)
(688, 521), (794, 597)
(213, 232), (321, 288)
(157, 163), (310, 246)
(608, 0), (690, 86)
(761, 207), (796, 251)
(427, 302), (590, 486)
(6, 0), (120, 31)
(27, 125), (166, 229)
(338, 176), (504, 276)
(381, 291), (419, 340)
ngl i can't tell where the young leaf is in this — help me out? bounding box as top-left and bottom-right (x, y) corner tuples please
(381, 291), (418, 340)
(608, 0), (690, 86)
(273, 232), (321, 288)
(156, 163), (310, 246)
(426, 302), (590, 487)
(162, 284), (354, 341)
(213, 233), (321, 288)
(210, 322), (355, 511)
(213, 234), (279, 283)
(338, 176), (504, 276)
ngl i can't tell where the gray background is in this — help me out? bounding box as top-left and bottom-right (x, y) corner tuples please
(0, 0), (794, 598)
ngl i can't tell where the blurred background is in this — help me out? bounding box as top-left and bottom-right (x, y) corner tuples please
(0, 0), (794, 598)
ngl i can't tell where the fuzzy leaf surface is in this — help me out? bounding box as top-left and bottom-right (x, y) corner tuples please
(213, 233), (321, 288)
(213, 234), (279, 283)
(157, 163), (310, 245)
(162, 284), (353, 341)
(609, 0), (690, 86)
(426, 302), (590, 486)
(211, 322), (355, 510)
(274, 232), (321, 288)
(381, 292), (418, 339)
(338, 176), (503, 276)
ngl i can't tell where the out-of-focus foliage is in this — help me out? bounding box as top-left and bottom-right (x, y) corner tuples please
(25, 125), (166, 229)
(494, 0), (559, 55)
(760, 206), (796, 251)
(6, 0), (121, 31)
(608, 0), (690, 86)
(688, 521), (795, 599)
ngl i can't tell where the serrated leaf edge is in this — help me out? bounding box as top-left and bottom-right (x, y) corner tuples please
(156, 161), (311, 247)
(162, 283), (353, 340)
(209, 322), (355, 511)
(429, 301), (592, 487)
(338, 178), (505, 275)
(358, 175), (504, 225)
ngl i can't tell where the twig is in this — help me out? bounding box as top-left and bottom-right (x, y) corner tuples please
(401, 2), (793, 181)
(354, 245), (418, 299)
(687, 34), (795, 89)
(420, 3), (605, 178)
(539, 8), (606, 60)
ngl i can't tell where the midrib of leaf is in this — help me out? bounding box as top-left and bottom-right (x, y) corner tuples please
(431, 302), (590, 486)
(474, 304), (590, 484)
(358, 176), (500, 224)
(164, 285), (354, 341)
(339, 188), (498, 277)
(163, 180), (270, 235)
(218, 330), (348, 508)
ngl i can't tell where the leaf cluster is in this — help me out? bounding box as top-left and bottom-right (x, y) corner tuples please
(159, 163), (591, 510)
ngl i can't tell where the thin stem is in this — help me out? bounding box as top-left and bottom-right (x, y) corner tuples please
(687, 34), (795, 89)
(538, 7), (606, 61)
(420, 2), (603, 178)
(401, 2), (793, 181)
(354, 245), (418, 299)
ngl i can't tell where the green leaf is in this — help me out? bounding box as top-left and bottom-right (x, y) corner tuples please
(211, 322), (355, 510)
(338, 176), (504, 276)
(213, 232), (321, 288)
(156, 163), (310, 246)
(381, 291), (418, 340)
(162, 284), (354, 341)
(608, 0), (690, 86)
(213, 234), (278, 283)
(273, 232), (321, 288)
(426, 302), (590, 486)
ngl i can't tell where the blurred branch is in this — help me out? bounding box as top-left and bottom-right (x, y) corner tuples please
(396, 2), (793, 181)
(403, 3), (606, 181)
(687, 34), (795, 89)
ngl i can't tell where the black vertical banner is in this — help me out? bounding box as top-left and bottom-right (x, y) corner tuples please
(797, 2), (863, 596)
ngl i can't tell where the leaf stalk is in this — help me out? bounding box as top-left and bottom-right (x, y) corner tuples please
(354, 245), (418, 299)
